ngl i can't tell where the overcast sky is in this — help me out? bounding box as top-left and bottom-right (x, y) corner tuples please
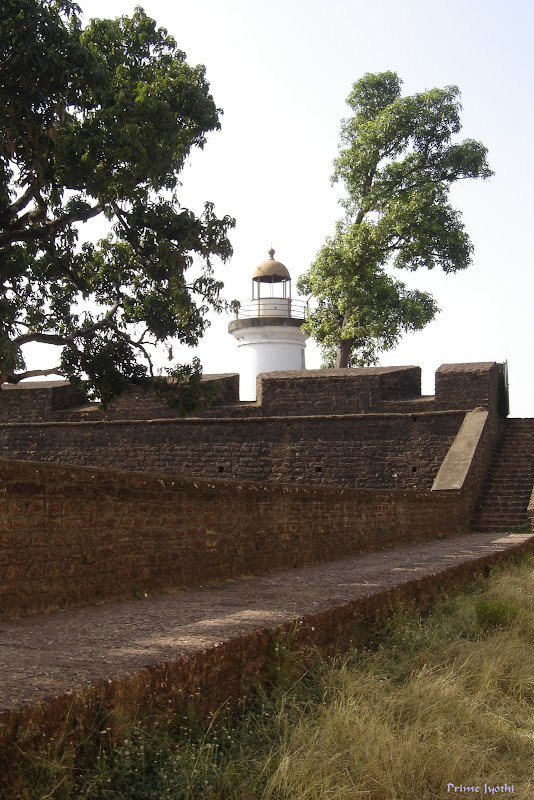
(31, 0), (534, 415)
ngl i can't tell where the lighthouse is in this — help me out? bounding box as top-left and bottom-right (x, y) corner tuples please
(228, 249), (309, 401)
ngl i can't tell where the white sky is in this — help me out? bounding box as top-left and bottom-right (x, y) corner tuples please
(28, 0), (534, 416)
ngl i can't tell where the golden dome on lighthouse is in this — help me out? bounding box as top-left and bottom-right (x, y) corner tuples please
(252, 248), (291, 283)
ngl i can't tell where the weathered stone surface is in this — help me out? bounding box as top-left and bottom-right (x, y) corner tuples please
(1, 531), (533, 800)
(0, 457), (465, 618)
(0, 363), (505, 491)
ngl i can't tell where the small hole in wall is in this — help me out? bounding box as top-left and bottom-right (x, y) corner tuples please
(218, 466), (225, 473)
(315, 466), (322, 473)
(412, 416), (418, 423)
(412, 466), (418, 473)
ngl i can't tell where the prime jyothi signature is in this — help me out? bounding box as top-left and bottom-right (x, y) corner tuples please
(446, 784), (515, 795)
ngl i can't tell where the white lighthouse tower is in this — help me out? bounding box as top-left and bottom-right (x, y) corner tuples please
(228, 249), (309, 401)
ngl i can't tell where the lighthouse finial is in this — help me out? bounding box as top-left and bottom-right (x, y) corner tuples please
(268, 247), (275, 260)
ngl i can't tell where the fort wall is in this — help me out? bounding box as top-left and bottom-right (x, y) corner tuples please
(0, 363), (505, 490)
(0, 362), (508, 618)
(0, 359), (523, 798)
(1, 457), (464, 619)
(0, 411), (464, 489)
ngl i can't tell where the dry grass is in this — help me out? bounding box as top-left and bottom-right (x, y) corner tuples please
(261, 560), (534, 800)
(15, 555), (534, 799)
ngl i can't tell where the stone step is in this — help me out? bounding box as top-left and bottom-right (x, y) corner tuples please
(477, 505), (531, 513)
(475, 504), (529, 512)
(488, 472), (534, 477)
(478, 484), (533, 493)
(480, 483), (533, 491)
(470, 419), (534, 531)
(477, 511), (530, 516)
(475, 510), (528, 519)
(479, 488), (531, 496)
(478, 511), (531, 515)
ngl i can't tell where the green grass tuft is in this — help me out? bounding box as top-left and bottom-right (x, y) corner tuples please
(475, 597), (520, 630)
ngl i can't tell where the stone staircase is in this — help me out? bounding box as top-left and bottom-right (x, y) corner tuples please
(471, 419), (534, 531)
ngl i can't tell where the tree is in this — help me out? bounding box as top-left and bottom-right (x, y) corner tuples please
(297, 71), (492, 369)
(298, 223), (439, 368)
(0, 0), (234, 404)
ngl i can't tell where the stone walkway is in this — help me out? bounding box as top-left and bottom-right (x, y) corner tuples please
(1, 530), (533, 714)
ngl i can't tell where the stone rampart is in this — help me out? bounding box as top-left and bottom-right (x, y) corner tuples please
(0, 411), (465, 489)
(1, 457), (464, 619)
(0, 362), (509, 618)
(0, 363), (506, 490)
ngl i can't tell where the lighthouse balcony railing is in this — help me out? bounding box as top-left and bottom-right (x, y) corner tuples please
(234, 298), (308, 320)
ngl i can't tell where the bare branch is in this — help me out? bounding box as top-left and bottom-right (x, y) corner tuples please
(74, 302), (121, 338)
(1, 367), (63, 385)
(111, 200), (131, 235)
(7, 184), (36, 218)
(135, 327), (151, 345)
(13, 302), (121, 347)
(0, 203), (103, 248)
(11, 187), (48, 230)
(109, 322), (155, 377)
(12, 332), (71, 347)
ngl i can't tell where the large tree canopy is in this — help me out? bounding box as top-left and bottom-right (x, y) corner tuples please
(298, 71), (492, 368)
(0, 0), (234, 404)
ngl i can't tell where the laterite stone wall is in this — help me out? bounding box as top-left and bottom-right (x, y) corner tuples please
(0, 458), (463, 619)
(0, 411), (464, 489)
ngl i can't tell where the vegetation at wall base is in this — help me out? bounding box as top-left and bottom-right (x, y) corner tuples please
(8, 554), (534, 800)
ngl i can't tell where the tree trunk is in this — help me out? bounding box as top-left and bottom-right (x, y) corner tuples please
(335, 337), (353, 368)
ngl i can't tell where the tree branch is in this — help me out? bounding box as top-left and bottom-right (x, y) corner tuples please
(109, 321), (155, 377)
(13, 302), (121, 347)
(6, 184), (36, 218)
(111, 200), (131, 234)
(11, 187), (48, 230)
(355, 166), (376, 225)
(12, 332), (71, 347)
(1, 366), (63, 384)
(0, 202), (103, 248)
